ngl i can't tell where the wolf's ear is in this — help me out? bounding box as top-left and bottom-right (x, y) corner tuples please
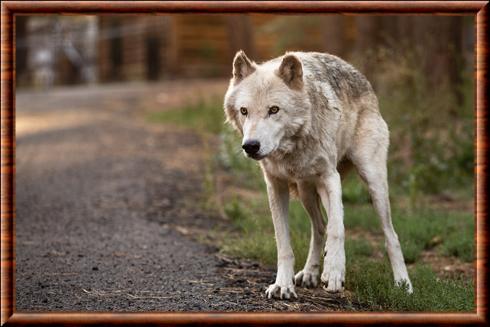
(232, 50), (255, 84)
(277, 54), (303, 89)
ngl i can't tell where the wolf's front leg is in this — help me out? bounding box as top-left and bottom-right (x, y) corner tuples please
(317, 171), (345, 292)
(264, 173), (297, 300)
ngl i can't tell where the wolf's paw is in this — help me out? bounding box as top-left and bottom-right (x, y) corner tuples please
(321, 266), (345, 293)
(294, 269), (320, 288)
(395, 278), (413, 294)
(265, 283), (297, 300)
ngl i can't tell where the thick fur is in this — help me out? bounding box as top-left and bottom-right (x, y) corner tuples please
(224, 50), (412, 300)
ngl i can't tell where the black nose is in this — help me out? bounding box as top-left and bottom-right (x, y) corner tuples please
(242, 140), (261, 155)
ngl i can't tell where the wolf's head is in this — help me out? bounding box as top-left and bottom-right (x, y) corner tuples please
(224, 51), (310, 160)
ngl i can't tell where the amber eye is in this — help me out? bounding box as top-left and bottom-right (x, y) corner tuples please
(240, 107), (248, 115)
(268, 106), (280, 115)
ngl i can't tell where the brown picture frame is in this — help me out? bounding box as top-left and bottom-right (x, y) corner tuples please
(1, 1), (488, 325)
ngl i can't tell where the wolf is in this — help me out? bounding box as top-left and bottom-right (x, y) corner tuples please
(223, 50), (413, 300)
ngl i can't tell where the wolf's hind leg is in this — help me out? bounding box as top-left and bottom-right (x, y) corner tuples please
(350, 117), (413, 293)
(294, 182), (326, 288)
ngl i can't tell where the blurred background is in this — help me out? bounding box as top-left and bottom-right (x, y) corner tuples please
(15, 15), (475, 312)
(16, 15), (473, 87)
(16, 14), (475, 205)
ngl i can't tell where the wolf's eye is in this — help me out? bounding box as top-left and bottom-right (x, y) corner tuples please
(240, 107), (248, 115)
(268, 106), (280, 115)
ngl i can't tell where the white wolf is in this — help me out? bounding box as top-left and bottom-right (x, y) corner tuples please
(224, 50), (413, 300)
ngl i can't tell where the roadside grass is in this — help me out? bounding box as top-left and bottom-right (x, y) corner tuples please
(221, 195), (475, 312)
(348, 260), (474, 311)
(343, 201), (475, 265)
(147, 96), (475, 312)
(147, 97), (225, 135)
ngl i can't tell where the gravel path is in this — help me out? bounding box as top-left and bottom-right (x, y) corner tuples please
(15, 82), (354, 312)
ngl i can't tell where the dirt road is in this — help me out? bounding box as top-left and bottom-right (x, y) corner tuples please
(15, 81), (353, 312)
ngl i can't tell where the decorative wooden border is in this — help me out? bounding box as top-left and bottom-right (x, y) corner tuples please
(1, 1), (488, 325)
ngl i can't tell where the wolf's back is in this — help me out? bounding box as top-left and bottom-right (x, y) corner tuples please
(294, 52), (374, 100)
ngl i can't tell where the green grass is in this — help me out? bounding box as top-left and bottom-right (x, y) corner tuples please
(147, 97), (225, 135)
(343, 205), (475, 264)
(346, 238), (375, 258)
(221, 196), (475, 312)
(348, 260), (474, 311)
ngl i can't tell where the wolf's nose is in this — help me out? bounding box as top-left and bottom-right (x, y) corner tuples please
(242, 140), (261, 155)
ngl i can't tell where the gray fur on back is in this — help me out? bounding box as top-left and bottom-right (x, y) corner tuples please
(267, 52), (373, 100)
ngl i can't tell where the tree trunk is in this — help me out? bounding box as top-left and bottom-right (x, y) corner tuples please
(226, 15), (256, 61)
(321, 15), (345, 56)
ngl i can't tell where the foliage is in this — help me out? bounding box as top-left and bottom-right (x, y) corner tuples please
(352, 47), (474, 208)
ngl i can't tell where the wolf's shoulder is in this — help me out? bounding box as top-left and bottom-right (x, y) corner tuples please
(292, 51), (374, 99)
